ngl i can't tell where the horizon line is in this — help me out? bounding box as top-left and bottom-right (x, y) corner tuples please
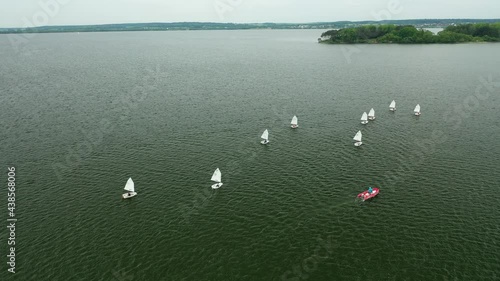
(1, 18), (499, 29)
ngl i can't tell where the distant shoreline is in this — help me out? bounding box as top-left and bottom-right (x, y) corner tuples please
(1, 19), (499, 35)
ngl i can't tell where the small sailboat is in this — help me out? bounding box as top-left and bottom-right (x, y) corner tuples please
(291, 115), (298, 128)
(414, 104), (421, 116)
(357, 187), (380, 201)
(368, 108), (375, 120)
(389, 100), (396, 112)
(260, 129), (269, 145)
(122, 178), (137, 199)
(353, 130), (362, 146)
(211, 168), (223, 189)
(361, 112), (368, 125)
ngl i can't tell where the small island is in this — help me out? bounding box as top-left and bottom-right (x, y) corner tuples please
(319, 23), (500, 44)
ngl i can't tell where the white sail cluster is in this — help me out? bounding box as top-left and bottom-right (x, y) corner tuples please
(121, 104), (422, 197)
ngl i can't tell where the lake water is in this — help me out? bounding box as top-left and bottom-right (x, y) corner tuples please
(424, 27), (443, 34)
(0, 30), (499, 281)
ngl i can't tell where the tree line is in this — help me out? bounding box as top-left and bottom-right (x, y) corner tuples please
(320, 23), (500, 44)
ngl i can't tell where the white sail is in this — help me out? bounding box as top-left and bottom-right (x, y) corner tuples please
(368, 108), (375, 118)
(389, 100), (396, 109)
(261, 129), (269, 140)
(124, 178), (135, 192)
(211, 168), (221, 183)
(361, 112), (368, 121)
(353, 130), (362, 142)
(291, 115), (298, 125)
(414, 104), (420, 113)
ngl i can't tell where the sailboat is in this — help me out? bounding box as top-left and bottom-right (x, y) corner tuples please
(353, 130), (362, 146)
(389, 100), (396, 112)
(414, 104), (421, 116)
(211, 168), (223, 189)
(291, 115), (298, 128)
(261, 129), (269, 144)
(368, 108), (375, 120)
(361, 112), (368, 124)
(122, 178), (137, 199)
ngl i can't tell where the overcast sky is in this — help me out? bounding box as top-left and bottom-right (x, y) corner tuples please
(1, 0), (499, 28)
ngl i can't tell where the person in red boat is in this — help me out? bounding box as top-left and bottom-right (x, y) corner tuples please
(368, 187), (373, 194)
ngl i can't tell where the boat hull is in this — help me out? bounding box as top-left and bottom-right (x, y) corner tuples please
(368, 117), (375, 120)
(354, 142), (362, 146)
(211, 183), (223, 189)
(361, 121), (368, 124)
(390, 108), (396, 112)
(291, 124), (298, 128)
(261, 140), (269, 145)
(414, 112), (421, 116)
(357, 188), (379, 201)
(122, 192), (137, 199)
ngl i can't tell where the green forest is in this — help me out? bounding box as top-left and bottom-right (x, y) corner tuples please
(320, 23), (500, 44)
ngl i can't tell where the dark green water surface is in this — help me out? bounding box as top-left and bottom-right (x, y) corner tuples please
(0, 30), (499, 281)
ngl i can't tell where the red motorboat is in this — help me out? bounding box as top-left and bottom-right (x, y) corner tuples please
(357, 187), (379, 201)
